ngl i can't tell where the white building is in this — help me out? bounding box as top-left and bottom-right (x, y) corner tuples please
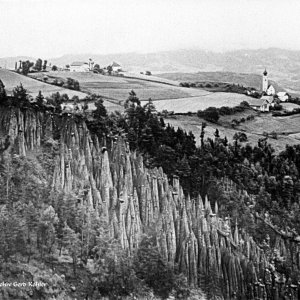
(250, 96), (274, 112)
(70, 62), (90, 72)
(111, 62), (122, 72)
(266, 85), (276, 96)
(277, 92), (289, 102)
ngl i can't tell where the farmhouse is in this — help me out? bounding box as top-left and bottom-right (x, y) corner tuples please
(70, 62), (90, 72)
(277, 91), (289, 102)
(112, 62), (122, 72)
(250, 96), (274, 112)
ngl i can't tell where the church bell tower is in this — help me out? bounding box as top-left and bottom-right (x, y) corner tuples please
(262, 69), (268, 92)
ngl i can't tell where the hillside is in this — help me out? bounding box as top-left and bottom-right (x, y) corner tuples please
(2, 89), (300, 298)
(29, 71), (263, 114)
(165, 113), (300, 152)
(40, 48), (300, 94)
(0, 103), (263, 299)
(157, 71), (283, 92)
(1, 48), (299, 93)
(0, 68), (85, 98)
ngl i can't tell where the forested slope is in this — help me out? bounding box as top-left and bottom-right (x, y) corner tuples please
(1, 85), (300, 299)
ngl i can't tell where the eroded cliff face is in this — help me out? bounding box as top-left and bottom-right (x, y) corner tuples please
(0, 106), (284, 299)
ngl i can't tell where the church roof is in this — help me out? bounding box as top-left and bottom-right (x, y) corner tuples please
(277, 92), (288, 96)
(249, 99), (265, 106)
(261, 95), (274, 103)
(112, 62), (121, 67)
(263, 69), (268, 76)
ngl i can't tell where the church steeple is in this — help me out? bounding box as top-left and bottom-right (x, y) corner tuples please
(262, 69), (268, 92)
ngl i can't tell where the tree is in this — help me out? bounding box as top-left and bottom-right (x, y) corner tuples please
(51, 65), (58, 71)
(94, 97), (107, 118)
(107, 65), (113, 75)
(233, 132), (248, 143)
(61, 222), (80, 275)
(93, 64), (100, 72)
(12, 84), (29, 107)
(202, 107), (220, 123)
(24, 201), (39, 262)
(124, 90), (141, 108)
(43, 60), (47, 71)
(0, 206), (26, 262)
(134, 234), (175, 299)
(36, 91), (45, 107)
(37, 205), (58, 259)
(65, 78), (80, 90)
(0, 79), (7, 103)
(34, 59), (43, 71)
(21, 60), (34, 75)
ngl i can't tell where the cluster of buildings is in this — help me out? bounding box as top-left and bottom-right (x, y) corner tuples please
(248, 69), (290, 112)
(69, 61), (122, 73)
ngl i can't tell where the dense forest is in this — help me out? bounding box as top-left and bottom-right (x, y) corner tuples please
(1, 82), (300, 299)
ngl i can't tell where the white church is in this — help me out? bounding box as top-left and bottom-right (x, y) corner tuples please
(262, 69), (276, 96)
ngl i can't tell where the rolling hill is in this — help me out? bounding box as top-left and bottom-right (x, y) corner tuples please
(2, 48), (300, 93)
(0, 68), (85, 98)
(157, 71), (283, 92)
(44, 48), (300, 95)
(29, 71), (261, 114)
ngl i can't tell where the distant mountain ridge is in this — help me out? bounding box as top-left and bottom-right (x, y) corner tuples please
(1, 48), (300, 92)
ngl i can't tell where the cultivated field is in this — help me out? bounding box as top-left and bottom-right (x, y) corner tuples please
(29, 71), (210, 102)
(141, 93), (251, 113)
(0, 69), (86, 98)
(166, 114), (300, 152)
(28, 71), (267, 113)
(281, 102), (300, 111)
(157, 71), (283, 91)
(238, 113), (300, 135)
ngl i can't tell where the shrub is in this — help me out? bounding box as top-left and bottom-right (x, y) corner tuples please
(240, 101), (250, 107)
(270, 131), (278, 139)
(179, 82), (190, 88)
(64, 78), (80, 90)
(233, 132), (248, 142)
(134, 234), (175, 299)
(202, 107), (219, 123)
(219, 106), (233, 115)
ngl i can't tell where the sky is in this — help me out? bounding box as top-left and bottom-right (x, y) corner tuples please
(1, 0), (300, 58)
